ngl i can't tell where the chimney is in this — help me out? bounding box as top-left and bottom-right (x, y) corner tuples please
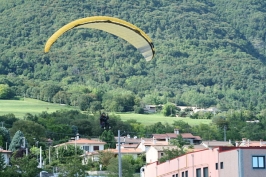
(174, 129), (179, 135)
(229, 139), (231, 145)
(76, 133), (79, 140)
(242, 138), (246, 144)
(260, 139), (263, 147)
(247, 139), (250, 147)
(127, 134), (130, 139)
(236, 142), (239, 147)
(153, 137), (156, 144)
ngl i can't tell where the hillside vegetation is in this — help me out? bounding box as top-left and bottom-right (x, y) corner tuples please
(1, 0), (266, 111)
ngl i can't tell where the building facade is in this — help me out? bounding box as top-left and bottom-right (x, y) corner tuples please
(142, 147), (266, 177)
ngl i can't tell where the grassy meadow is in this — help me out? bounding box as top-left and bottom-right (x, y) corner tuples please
(0, 98), (211, 126)
(0, 98), (78, 118)
(116, 113), (211, 126)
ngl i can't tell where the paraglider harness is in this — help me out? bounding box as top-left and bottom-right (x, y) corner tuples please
(100, 112), (110, 129)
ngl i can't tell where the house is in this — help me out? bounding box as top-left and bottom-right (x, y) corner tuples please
(142, 146), (266, 177)
(237, 138), (266, 147)
(115, 134), (168, 152)
(146, 145), (177, 164)
(115, 134), (141, 146)
(152, 129), (202, 145)
(201, 140), (234, 148)
(0, 148), (12, 166)
(83, 148), (143, 163)
(137, 138), (169, 152)
(54, 138), (106, 153)
(143, 105), (157, 113)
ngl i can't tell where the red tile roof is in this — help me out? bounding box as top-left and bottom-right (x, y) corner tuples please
(152, 133), (201, 140)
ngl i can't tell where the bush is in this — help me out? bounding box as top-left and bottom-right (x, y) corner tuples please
(134, 107), (144, 114)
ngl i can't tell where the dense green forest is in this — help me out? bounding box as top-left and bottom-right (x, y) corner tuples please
(1, 0), (266, 112)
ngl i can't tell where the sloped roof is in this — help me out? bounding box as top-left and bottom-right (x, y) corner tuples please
(115, 137), (142, 143)
(54, 138), (106, 147)
(0, 149), (12, 153)
(121, 144), (140, 148)
(143, 141), (169, 146)
(239, 140), (266, 147)
(152, 133), (202, 140)
(85, 148), (143, 156)
(202, 141), (233, 147)
(152, 145), (178, 152)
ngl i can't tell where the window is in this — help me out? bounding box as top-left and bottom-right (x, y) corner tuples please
(216, 163), (218, 170)
(252, 156), (265, 169)
(196, 168), (201, 177)
(93, 146), (99, 151)
(83, 146), (89, 151)
(182, 171), (184, 177)
(161, 152), (164, 156)
(185, 171), (188, 177)
(172, 175), (175, 177)
(176, 174), (178, 177)
(203, 167), (208, 177)
(220, 162), (224, 169)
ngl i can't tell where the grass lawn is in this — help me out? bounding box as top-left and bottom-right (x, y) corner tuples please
(116, 113), (211, 126)
(0, 98), (78, 118)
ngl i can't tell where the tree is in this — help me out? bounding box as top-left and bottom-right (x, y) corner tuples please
(0, 153), (6, 172)
(8, 130), (27, 152)
(98, 150), (115, 170)
(0, 84), (14, 99)
(0, 127), (10, 149)
(102, 89), (136, 112)
(3, 153), (40, 177)
(107, 157), (135, 177)
(162, 103), (177, 116)
(100, 130), (116, 149)
(159, 136), (187, 163)
(0, 114), (18, 128)
(9, 120), (45, 146)
(55, 145), (83, 164)
(172, 120), (192, 133)
(58, 156), (87, 177)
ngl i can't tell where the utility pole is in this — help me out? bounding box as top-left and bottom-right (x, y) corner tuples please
(49, 146), (51, 164)
(40, 146), (42, 168)
(40, 146), (42, 177)
(118, 130), (122, 177)
(224, 125), (227, 142)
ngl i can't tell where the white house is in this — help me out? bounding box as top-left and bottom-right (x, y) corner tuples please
(54, 138), (106, 152)
(146, 145), (177, 164)
(143, 105), (157, 113)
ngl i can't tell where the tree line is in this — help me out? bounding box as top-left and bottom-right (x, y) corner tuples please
(1, 0), (266, 111)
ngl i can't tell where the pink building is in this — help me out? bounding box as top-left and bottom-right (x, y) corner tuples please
(142, 146), (266, 177)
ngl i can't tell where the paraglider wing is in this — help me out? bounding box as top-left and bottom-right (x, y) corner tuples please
(44, 16), (155, 61)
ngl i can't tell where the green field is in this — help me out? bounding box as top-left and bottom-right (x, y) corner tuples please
(0, 98), (78, 118)
(0, 98), (211, 126)
(116, 113), (211, 126)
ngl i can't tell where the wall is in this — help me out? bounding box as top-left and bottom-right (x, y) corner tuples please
(144, 148), (219, 177)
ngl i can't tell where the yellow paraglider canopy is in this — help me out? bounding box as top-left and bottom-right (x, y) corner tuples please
(44, 16), (155, 61)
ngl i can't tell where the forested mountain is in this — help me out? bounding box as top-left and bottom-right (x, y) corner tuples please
(1, 0), (266, 111)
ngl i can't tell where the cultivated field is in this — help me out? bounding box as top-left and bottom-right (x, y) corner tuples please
(0, 98), (211, 126)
